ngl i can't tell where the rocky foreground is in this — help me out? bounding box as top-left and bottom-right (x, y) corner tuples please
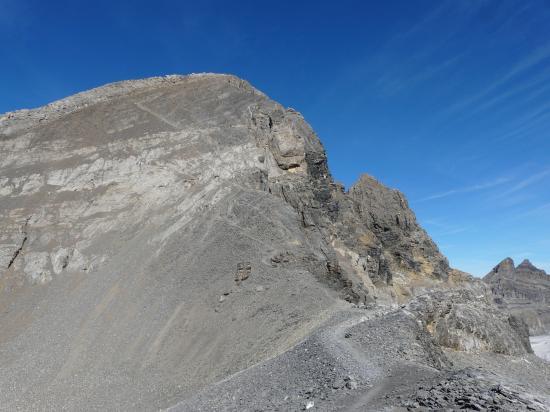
(1, 74), (549, 410)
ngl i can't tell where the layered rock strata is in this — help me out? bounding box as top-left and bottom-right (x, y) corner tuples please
(485, 258), (550, 334)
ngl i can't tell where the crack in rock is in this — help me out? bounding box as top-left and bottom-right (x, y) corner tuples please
(6, 216), (31, 269)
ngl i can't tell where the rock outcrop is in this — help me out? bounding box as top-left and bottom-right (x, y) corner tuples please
(407, 288), (532, 355)
(347, 175), (450, 294)
(484, 258), (550, 335)
(0, 74), (544, 410)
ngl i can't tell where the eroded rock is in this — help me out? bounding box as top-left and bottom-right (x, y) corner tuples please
(407, 288), (533, 355)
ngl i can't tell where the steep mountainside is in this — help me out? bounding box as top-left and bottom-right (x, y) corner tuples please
(1, 74), (548, 411)
(485, 258), (550, 335)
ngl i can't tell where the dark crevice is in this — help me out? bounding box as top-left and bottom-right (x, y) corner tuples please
(7, 216), (31, 269)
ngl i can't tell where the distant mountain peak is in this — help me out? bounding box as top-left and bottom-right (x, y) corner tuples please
(485, 257), (547, 280)
(484, 257), (515, 282)
(484, 257), (550, 335)
(498, 257), (515, 269)
(517, 259), (538, 271)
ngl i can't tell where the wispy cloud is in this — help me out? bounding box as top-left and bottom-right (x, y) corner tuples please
(517, 202), (550, 218)
(490, 2), (534, 35)
(418, 177), (510, 201)
(498, 168), (550, 197)
(309, 0), (473, 109)
(376, 53), (465, 96)
(444, 43), (550, 116)
(470, 70), (550, 116)
(421, 218), (472, 237)
(492, 101), (550, 143)
(393, 1), (451, 41)
(500, 43), (550, 81)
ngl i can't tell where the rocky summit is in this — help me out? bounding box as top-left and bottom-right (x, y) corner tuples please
(1, 74), (549, 411)
(485, 257), (550, 335)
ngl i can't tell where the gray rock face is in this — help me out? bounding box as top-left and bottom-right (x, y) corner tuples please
(347, 175), (450, 290)
(484, 258), (550, 335)
(0, 74), (545, 410)
(0, 73), (453, 306)
(0, 74), (343, 410)
(407, 288), (533, 355)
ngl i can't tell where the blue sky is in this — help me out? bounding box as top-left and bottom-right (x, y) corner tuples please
(1, 0), (549, 276)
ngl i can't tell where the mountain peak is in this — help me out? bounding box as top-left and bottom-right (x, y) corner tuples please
(517, 259), (537, 270)
(0, 74), (541, 410)
(500, 257), (515, 268)
(484, 257), (515, 282)
(0, 73), (263, 137)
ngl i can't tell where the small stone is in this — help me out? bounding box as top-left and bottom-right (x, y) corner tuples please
(219, 295), (226, 303)
(346, 380), (358, 390)
(304, 401), (314, 410)
(235, 262), (251, 282)
(332, 378), (345, 389)
(256, 285), (265, 292)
